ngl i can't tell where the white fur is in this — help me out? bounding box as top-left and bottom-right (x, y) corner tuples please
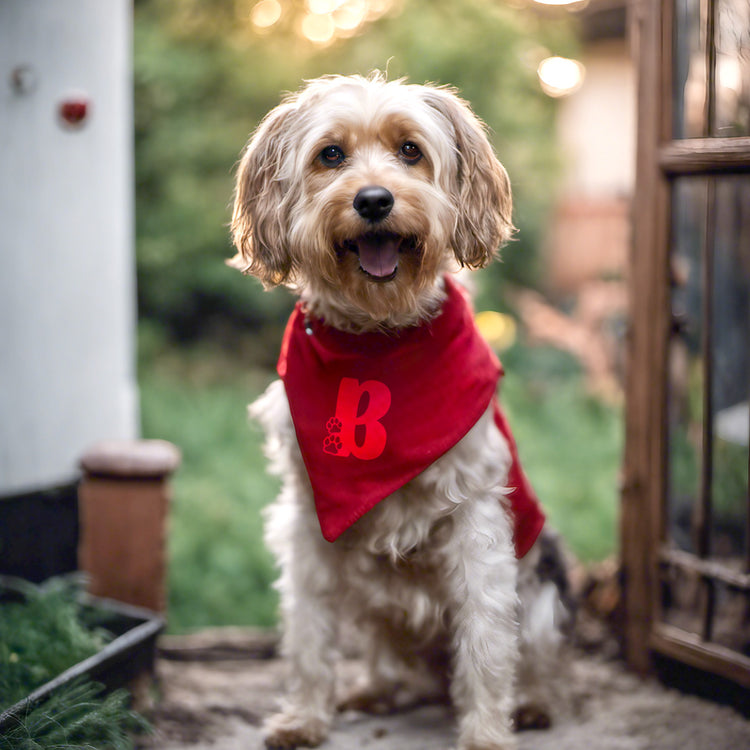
(251, 381), (569, 750)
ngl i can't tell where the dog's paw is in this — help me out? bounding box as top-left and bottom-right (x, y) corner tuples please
(263, 712), (329, 749)
(512, 702), (552, 731)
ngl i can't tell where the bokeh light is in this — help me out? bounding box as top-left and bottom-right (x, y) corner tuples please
(475, 311), (518, 351)
(250, 0), (282, 29)
(300, 11), (336, 43)
(537, 56), (586, 97)
(249, 0), (397, 45)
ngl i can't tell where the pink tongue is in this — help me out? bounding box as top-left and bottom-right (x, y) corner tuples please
(357, 235), (400, 278)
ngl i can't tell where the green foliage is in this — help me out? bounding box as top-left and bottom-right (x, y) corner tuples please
(0, 679), (147, 750)
(0, 578), (147, 750)
(713, 438), (749, 522)
(670, 423), (748, 533)
(134, 0), (575, 342)
(138, 338), (280, 632)
(0, 577), (111, 708)
(500, 345), (622, 562)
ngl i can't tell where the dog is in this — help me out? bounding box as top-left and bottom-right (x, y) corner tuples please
(230, 73), (573, 750)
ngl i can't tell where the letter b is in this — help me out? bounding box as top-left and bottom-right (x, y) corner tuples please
(332, 378), (391, 460)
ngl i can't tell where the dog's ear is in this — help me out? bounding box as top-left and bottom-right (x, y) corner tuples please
(229, 102), (297, 286)
(421, 88), (514, 269)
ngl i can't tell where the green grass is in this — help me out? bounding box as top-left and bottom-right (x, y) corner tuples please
(138, 338), (280, 633)
(0, 578), (148, 749)
(500, 346), (623, 562)
(139, 336), (622, 632)
(0, 679), (147, 750)
(1, 578), (110, 708)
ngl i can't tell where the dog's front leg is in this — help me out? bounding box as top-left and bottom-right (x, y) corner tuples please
(447, 498), (519, 750)
(263, 506), (339, 749)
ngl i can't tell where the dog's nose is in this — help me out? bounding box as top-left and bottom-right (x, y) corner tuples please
(353, 186), (394, 222)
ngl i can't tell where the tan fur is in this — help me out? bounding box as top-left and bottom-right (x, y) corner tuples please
(230, 74), (570, 750)
(230, 72), (513, 331)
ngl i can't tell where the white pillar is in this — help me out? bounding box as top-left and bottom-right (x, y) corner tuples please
(0, 0), (138, 494)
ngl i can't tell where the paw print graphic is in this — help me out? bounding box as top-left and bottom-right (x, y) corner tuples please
(326, 416), (342, 434)
(323, 434), (343, 455)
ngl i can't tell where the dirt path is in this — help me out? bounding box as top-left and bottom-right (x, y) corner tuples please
(137, 629), (750, 750)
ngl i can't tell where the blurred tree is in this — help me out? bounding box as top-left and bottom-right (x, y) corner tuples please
(134, 0), (576, 358)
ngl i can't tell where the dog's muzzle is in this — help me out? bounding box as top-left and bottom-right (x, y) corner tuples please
(344, 186), (417, 282)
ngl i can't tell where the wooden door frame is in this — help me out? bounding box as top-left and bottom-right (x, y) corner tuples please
(622, 0), (673, 675)
(622, 0), (750, 686)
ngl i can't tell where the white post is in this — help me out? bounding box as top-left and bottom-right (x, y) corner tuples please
(0, 0), (138, 495)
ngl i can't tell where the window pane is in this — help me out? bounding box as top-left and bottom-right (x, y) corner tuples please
(674, 0), (708, 138)
(714, 0), (750, 136)
(668, 178), (708, 553)
(667, 177), (750, 561)
(660, 561), (703, 632)
(710, 176), (750, 560)
(711, 581), (750, 653)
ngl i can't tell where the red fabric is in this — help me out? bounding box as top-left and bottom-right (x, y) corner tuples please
(277, 276), (545, 557)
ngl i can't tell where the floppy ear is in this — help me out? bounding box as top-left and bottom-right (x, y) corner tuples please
(229, 102), (298, 286)
(422, 87), (514, 268)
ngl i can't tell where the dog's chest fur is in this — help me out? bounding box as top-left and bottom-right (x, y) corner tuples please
(259, 380), (515, 637)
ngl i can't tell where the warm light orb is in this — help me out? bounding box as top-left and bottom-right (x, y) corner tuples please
(334, 0), (368, 30)
(307, 0), (344, 13)
(475, 311), (518, 351)
(301, 12), (336, 43)
(251, 0), (282, 29)
(537, 56), (585, 97)
(247, 0), (397, 44)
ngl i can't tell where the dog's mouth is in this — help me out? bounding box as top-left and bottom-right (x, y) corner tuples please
(339, 233), (418, 282)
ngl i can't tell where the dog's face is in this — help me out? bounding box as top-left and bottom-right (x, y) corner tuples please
(231, 74), (513, 325)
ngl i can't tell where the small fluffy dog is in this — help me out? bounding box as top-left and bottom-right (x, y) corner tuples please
(230, 73), (572, 750)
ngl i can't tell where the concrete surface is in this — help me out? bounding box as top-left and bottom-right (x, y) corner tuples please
(137, 630), (750, 750)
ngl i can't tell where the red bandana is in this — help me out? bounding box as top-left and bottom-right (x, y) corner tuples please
(277, 276), (545, 557)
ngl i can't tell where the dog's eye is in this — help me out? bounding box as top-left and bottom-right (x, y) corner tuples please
(319, 145), (346, 168)
(400, 142), (422, 164)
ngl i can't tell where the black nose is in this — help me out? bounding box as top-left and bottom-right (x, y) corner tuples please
(353, 186), (394, 222)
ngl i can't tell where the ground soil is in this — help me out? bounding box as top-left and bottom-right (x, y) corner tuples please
(136, 623), (750, 750)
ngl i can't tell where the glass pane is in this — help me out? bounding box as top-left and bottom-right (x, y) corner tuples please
(660, 561), (703, 631)
(674, 0), (708, 138)
(712, 581), (750, 653)
(714, 0), (750, 136)
(660, 566), (750, 653)
(710, 176), (750, 560)
(668, 178), (708, 553)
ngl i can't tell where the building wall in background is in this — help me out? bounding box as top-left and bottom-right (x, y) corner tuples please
(545, 36), (636, 295)
(557, 38), (636, 198)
